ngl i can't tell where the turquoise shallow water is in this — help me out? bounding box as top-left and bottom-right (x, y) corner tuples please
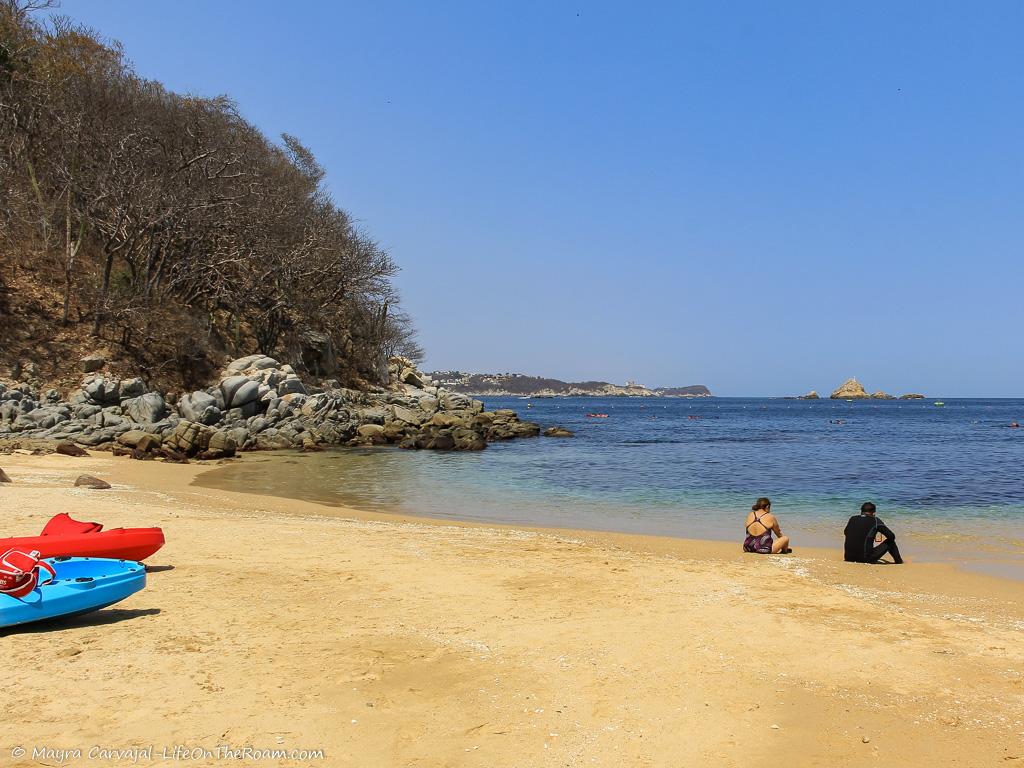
(196, 397), (1024, 572)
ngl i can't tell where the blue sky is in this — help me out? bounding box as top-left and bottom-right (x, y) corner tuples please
(56, 1), (1023, 396)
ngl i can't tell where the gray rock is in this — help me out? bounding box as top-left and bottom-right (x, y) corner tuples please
(83, 376), (120, 406)
(220, 376), (261, 409)
(277, 377), (306, 396)
(118, 377), (146, 400)
(357, 407), (388, 424)
(74, 404), (102, 420)
(81, 355), (105, 373)
(178, 391), (221, 425)
(123, 392), (166, 424)
(300, 330), (337, 376)
(440, 391), (475, 411)
(74, 474), (110, 489)
(225, 355), (264, 373)
(247, 417), (269, 434)
(227, 427), (251, 449)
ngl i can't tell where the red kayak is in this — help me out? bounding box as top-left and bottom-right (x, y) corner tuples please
(0, 513), (165, 562)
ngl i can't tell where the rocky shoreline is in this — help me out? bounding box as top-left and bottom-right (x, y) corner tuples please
(0, 356), (547, 461)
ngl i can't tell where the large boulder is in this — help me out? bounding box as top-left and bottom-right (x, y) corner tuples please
(118, 377), (146, 400)
(122, 393), (166, 424)
(200, 430), (237, 459)
(390, 405), (423, 426)
(165, 420), (216, 457)
(82, 376), (121, 406)
(225, 355), (279, 373)
(277, 377), (306, 396)
(300, 331), (337, 376)
(220, 376), (261, 410)
(80, 355), (105, 373)
(178, 391), (222, 425)
(117, 430), (162, 453)
(400, 367), (425, 389)
(798, 390), (820, 400)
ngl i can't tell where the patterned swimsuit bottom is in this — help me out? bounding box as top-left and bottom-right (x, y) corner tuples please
(743, 531), (774, 554)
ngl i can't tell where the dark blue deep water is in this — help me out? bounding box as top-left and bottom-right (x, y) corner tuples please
(199, 397), (1024, 563)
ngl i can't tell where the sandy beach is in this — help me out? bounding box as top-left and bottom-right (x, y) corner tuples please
(1, 451), (1022, 767)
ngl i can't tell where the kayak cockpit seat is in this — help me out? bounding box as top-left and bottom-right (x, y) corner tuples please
(40, 513), (103, 536)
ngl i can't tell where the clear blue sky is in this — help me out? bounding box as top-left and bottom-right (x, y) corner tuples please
(55, 1), (1023, 396)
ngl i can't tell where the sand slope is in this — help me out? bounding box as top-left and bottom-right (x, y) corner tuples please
(1, 453), (1022, 767)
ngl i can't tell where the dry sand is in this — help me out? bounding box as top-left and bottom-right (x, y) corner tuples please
(1, 451), (1022, 767)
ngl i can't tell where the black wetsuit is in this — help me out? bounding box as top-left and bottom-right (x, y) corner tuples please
(843, 514), (903, 564)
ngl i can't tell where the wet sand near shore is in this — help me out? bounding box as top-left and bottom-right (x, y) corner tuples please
(1, 452), (1022, 767)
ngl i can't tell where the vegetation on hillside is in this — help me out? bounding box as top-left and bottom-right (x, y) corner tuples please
(0, 0), (421, 391)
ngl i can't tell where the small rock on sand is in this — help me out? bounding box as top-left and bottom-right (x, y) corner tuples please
(56, 442), (89, 457)
(0, 467), (11, 483)
(74, 475), (111, 490)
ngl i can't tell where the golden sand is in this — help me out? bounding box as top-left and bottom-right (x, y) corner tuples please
(1, 452), (1022, 767)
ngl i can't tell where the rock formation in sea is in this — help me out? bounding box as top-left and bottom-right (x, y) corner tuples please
(0, 356), (551, 459)
(830, 378), (870, 399)
(899, 393), (926, 399)
(798, 390), (820, 400)
(829, 378), (900, 400)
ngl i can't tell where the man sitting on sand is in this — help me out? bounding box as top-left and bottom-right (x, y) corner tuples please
(844, 502), (903, 564)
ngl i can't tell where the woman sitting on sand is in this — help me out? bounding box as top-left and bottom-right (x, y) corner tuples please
(743, 497), (791, 554)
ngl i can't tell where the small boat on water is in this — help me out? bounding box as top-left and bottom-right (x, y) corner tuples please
(586, 413), (609, 418)
(934, 401), (946, 407)
(1, 555), (146, 629)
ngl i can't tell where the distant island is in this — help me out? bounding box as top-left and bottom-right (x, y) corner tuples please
(430, 372), (712, 398)
(791, 378), (925, 400)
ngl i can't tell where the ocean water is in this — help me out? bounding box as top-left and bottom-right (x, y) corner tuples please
(196, 397), (1024, 572)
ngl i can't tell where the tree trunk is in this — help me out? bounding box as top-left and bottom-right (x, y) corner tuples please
(91, 248), (115, 336)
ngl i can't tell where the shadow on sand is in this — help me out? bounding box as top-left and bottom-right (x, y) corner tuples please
(0, 607), (161, 636)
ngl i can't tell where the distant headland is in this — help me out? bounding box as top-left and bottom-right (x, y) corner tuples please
(430, 371), (712, 398)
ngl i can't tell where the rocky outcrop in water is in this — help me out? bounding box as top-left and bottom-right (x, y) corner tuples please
(829, 378), (904, 400)
(0, 357), (546, 458)
(830, 378), (871, 399)
(798, 390), (820, 400)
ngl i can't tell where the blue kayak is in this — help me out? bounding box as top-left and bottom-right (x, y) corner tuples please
(0, 557), (146, 629)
